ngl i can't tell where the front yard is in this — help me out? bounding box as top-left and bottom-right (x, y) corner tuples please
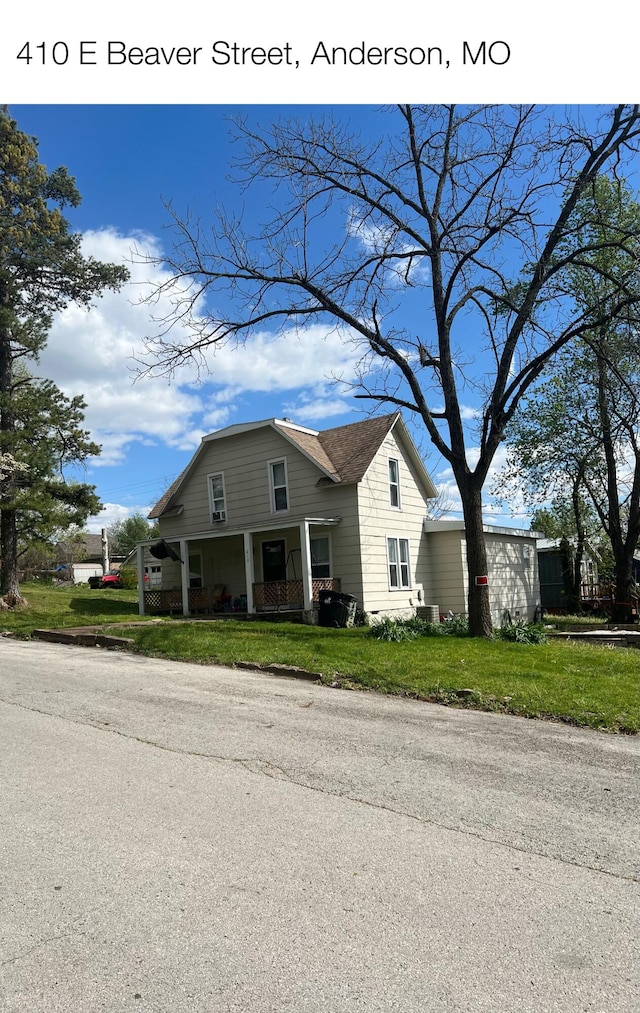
(2, 583), (638, 733)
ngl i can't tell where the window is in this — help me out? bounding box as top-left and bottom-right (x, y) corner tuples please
(310, 536), (331, 578)
(188, 551), (203, 589)
(269, 458), (289, 512)
(208, 472), (226, 522)
(387, 537), (411, 589)
(388, 458), (400, 508)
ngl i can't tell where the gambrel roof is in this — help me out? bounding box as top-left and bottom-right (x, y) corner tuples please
(149, 413), (436, 519)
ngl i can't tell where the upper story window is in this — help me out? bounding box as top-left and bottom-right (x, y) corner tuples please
(388, 458), (401, 508)
(208, 472), (226, 523)
(269, 458), (289, 513)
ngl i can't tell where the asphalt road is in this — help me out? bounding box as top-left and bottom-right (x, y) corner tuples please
(1, 638), (638, 1012)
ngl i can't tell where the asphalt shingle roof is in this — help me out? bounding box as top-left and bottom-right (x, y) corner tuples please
(149, 414), (401, 518)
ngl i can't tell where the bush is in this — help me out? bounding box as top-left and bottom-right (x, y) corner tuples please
(369, 617), (419, 642)
(369, 614), (469, 641)
(495, 619), (547, 644)
(118, 566), (139, 590)
(441, 614), (470, 636)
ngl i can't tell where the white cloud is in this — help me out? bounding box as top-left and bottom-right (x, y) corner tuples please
(86, 502), (153, 534)
(40, 229), (365, 465)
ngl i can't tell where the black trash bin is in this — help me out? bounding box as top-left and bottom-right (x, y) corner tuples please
(318, 591), (358, 628)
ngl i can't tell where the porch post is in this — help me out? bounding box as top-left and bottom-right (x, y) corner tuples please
(137, 543), (145, 615)
(300, 521), (313, 612)
(244, 531), (255, 613)
(180, 538), (189, 616)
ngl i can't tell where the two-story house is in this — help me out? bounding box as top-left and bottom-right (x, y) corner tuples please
(136, 413), (438, 620)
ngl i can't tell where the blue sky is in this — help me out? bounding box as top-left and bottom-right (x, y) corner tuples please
(7, 103), (634, 532)
(13, 106), (394, 529)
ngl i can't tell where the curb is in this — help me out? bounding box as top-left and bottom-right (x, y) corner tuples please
(32, 628), (135, 649)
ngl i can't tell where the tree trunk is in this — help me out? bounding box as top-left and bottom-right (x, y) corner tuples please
(0, 307), (26, 607)
(611, 550), (635, 623)
(559, 537), (579, 612)
(0, 506), (25, 606)
(571, 478), (587, 612)
(458, 478), (493, 637)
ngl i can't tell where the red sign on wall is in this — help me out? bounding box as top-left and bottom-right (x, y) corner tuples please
(475, 575), (489, 586)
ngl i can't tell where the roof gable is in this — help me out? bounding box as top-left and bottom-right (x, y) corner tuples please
(149, 412), (436, 518)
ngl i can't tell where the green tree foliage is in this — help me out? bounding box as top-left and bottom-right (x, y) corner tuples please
(108, 513), (159, 556)
(0, 109), (128, 605)
(500, 177), (640, 619)
(137, 104), (639, 636)
(1, 371), (102, 560)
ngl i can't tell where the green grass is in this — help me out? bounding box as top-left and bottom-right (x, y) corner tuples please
(2, 583), (637, 733)
(0, 581), (144, 635)
(112, 619), (638, 734)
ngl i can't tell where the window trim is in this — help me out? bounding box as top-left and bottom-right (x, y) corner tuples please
(268, 457), (289, 514)
(387, 536), (412, 590)
(388, 457), (401, 509)
(207, 471), (227, 523)
(310, 535), (332, 578)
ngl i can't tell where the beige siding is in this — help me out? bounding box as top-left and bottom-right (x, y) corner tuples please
(158, 426), (359, 538)
(424, 530), (466, 615)
(426, 528), (540, 622)
(155, 423), (363, 601)
(484, 534), (540, 623)
(356, 430), (433, 615)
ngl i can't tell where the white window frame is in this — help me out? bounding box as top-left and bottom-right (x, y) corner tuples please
(268, 457), (289, 514)
(388, 457), (401, 509)
(387, 536), (411, 590)
(310, 535), (332, 578)
(208, 471), (227, 523)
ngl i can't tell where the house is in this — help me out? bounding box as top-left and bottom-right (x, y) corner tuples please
(54, 532), (106, 585)
(423, 521), (541, 624)
(136, 413), (439, 620)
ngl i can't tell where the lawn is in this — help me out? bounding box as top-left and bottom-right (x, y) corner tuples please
(0, 581), (143, 636)
(2, 583), (638, 734)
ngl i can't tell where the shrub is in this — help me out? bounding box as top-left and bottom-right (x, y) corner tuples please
(118, 566), (138, 590)
(442, 614), (470, 636)
(369, 614), (470, 641)
(495, 619), (547, 644)
(369, 617), (419, 642)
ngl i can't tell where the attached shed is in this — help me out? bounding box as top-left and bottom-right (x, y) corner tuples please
(422, 521), (541, 624)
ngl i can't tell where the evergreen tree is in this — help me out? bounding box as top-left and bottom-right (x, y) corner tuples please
(0, 108), (128, 605)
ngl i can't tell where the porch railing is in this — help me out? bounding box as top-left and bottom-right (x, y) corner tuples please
(253, 577), (341, 611)
(144, 578), (341, 615)
(144, 588), (183, 614)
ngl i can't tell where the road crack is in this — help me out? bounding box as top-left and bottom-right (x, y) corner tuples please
(2, 695), (636, 885)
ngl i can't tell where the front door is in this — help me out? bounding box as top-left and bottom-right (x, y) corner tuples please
(262, 539), (286, 582)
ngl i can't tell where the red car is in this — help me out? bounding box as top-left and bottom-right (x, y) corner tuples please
(88, 571), (123, 589)
(101, 572), (123, 588)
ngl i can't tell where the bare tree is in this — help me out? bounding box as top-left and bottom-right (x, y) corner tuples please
(137, 104), (640, 636)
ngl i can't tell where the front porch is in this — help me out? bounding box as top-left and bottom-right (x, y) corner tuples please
(136, 517), (344, 619)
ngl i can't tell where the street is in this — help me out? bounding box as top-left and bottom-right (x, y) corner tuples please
(1, 638), (638, 1012)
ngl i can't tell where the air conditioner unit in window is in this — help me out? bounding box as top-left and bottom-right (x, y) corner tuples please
(212, 510), (226, 522)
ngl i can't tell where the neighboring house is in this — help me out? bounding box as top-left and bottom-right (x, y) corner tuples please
(137, 414), (439, 619)
(423, 521), (541, 624)
(536, 538), (600, 611)
(55, 533), (105, 585)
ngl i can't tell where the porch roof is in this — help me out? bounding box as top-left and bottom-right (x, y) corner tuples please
(137, 515), (343, 548)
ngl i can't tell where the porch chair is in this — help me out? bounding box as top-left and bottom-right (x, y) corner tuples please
(211, 583), (227, 611)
